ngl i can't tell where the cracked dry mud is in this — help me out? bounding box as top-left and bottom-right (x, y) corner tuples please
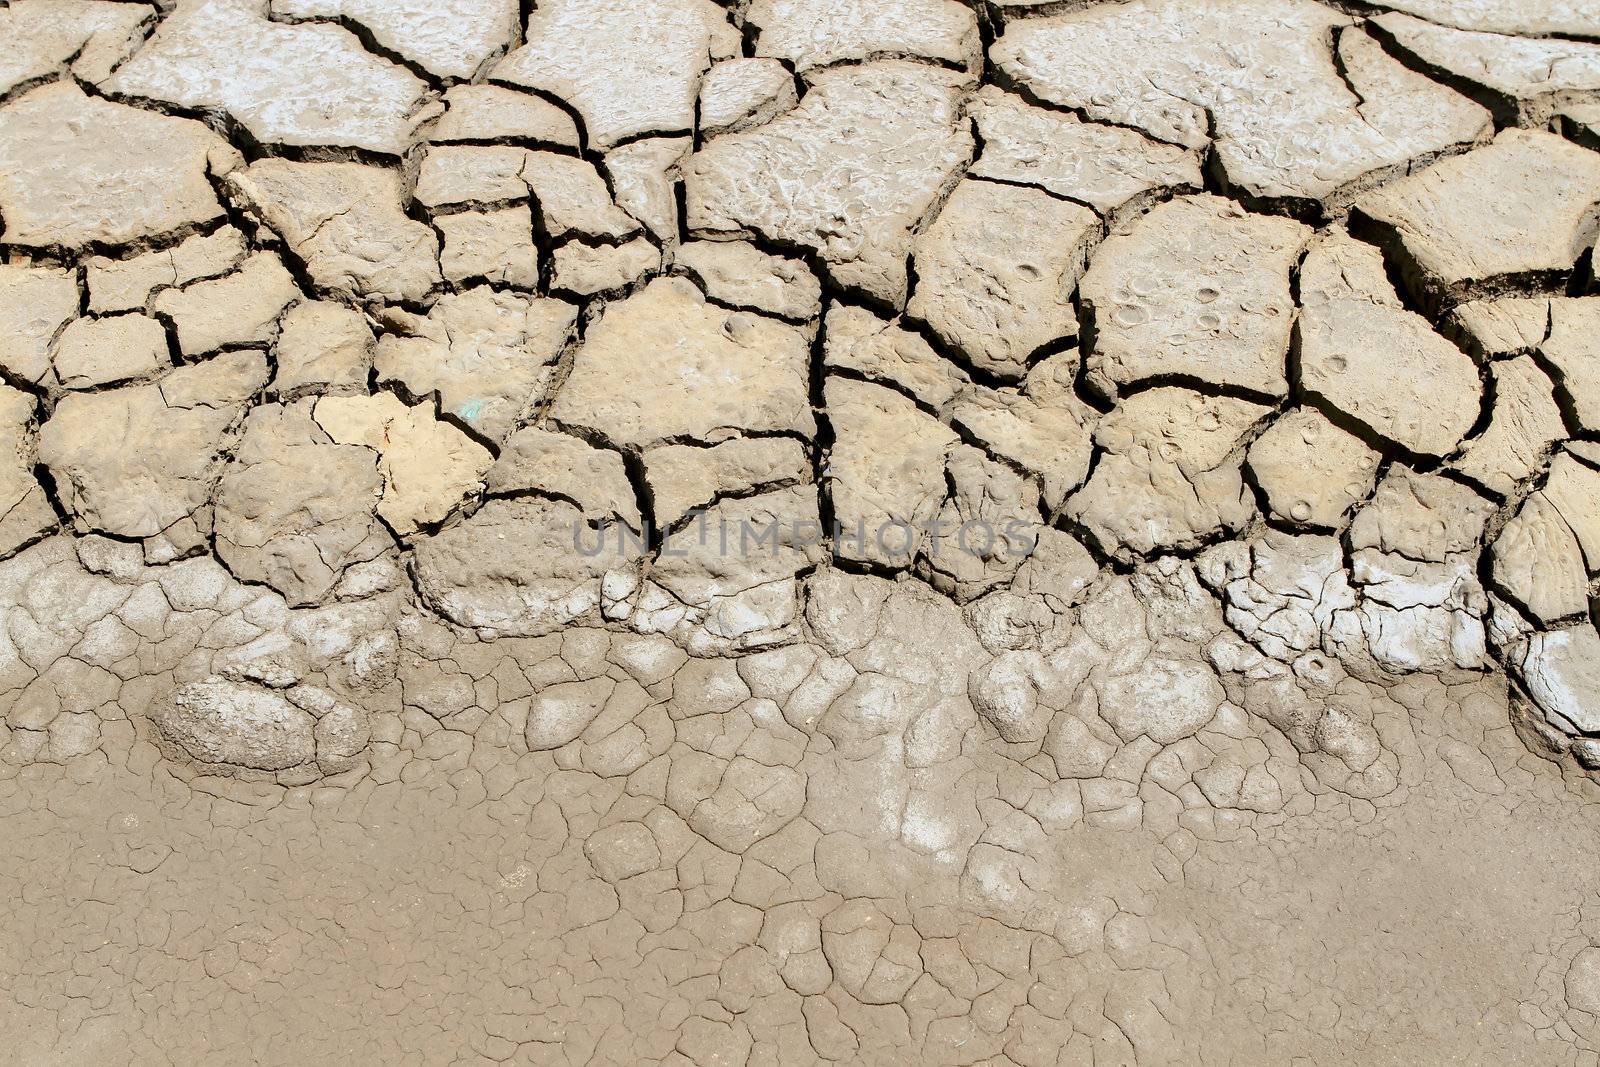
(4, 1), (1600, 1064)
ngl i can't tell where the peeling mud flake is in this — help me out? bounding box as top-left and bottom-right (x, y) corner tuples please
(103, 0), (436, 155)
(0, 385), (56, 558)
(1492, 490), (1590, 626)
(1562, 103), (1600, 150)
(549, 277), (814, 448)
(0, 263), (79, 386)
(966, 85), (1202, 216)
(0, 82), (233, 249)
(273, 0), (521, 81)
(410, 497), (640, 636)
(0, 0), (153, 95)
(313, 392), (492, 536)
(1297, 296), (1482, 459)
(213, 402), (390, 608)
(432, 85), (581, 147)
(1520, 626), (1600, 733)
(676, 240), (822, 322)
(683, 61), (974, 309)
(1447, 356), (1565, 497)
(1376, 0), (1600, 38)
(1247, 408), (1380, 529)
(488, 426), (641, 531)
(226, 159), (442, 303)
(1543, 451), (1600, 576)
(992, 0), (1490, 207)
(824, 376), (959, 569)
(1372, 12), (1600, 127)
(1354, 129), (1600, 306)
(1080, 194), (1309, 399)
(522, 152), (641, 242)
(50, 314), (169, 391)
(604, 136), (690, 243)
(38, 353), (269, 542)
(492, 0), (740, 150)
(907, 178), (1098, 381)
(373, 288), (578, 447)
(436, 207), (541, 290)
(697, 58), (798, 139)
(1539, 298), (1600, 435)
(747, 0), (981, 73)
(1066, 386), (1269, 558)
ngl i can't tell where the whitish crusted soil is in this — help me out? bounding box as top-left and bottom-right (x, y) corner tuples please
(3, 0), (1600, 1063)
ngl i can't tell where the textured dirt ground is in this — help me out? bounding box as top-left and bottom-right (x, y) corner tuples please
(4, 0), (1600, 1063)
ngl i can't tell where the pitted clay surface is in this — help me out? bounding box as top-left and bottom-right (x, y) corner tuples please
(4, 1), (1600, 1063)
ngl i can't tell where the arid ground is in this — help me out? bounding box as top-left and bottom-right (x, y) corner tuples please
(4, 0), (1600, 1063)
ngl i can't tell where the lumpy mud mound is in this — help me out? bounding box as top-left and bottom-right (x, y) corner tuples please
(3, 0), (1600, 1062)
